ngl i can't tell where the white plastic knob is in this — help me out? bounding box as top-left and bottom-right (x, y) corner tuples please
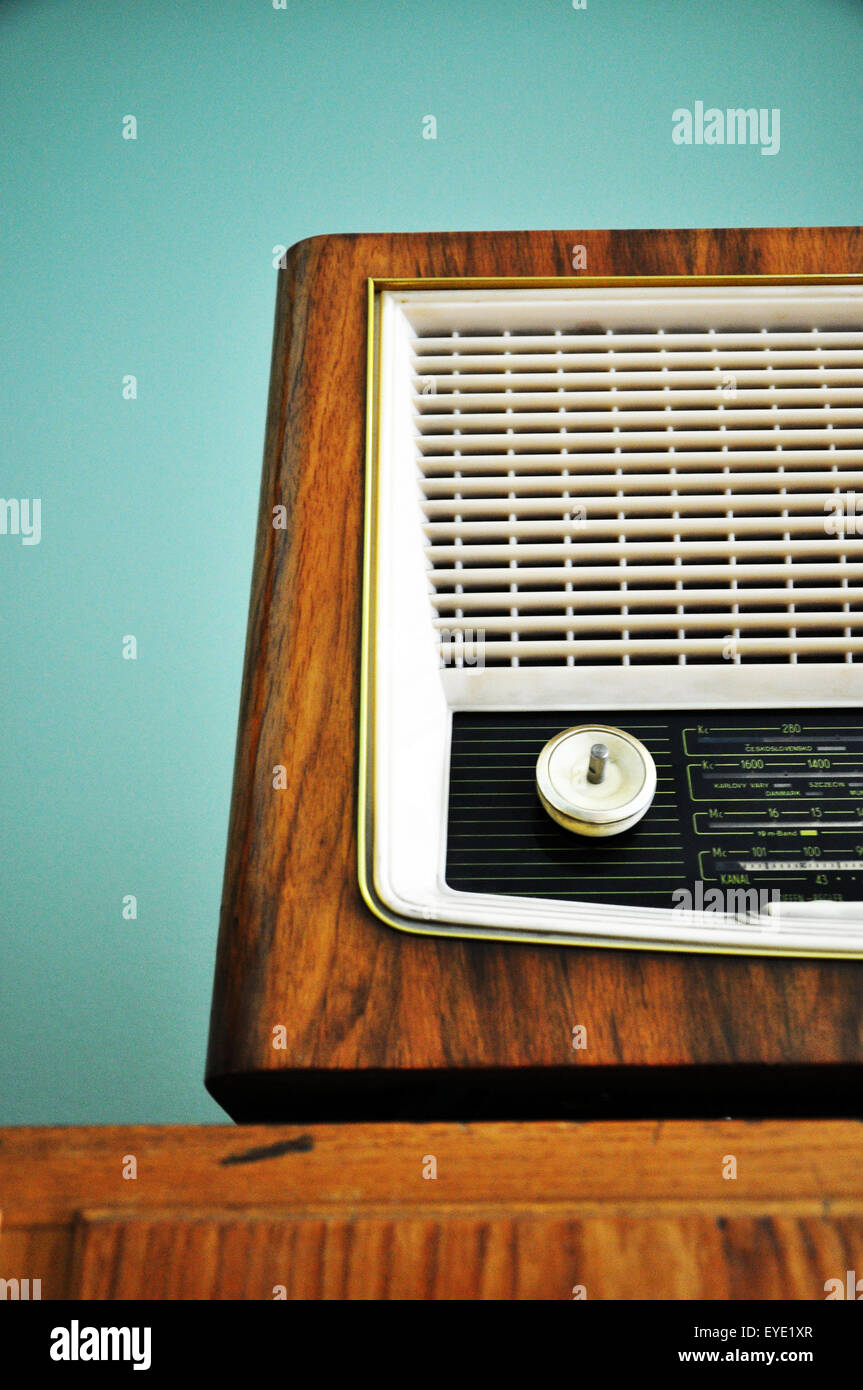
(536, 725), (657, 837)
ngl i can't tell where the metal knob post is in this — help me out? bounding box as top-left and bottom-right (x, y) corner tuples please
(587, 743), (609, 785)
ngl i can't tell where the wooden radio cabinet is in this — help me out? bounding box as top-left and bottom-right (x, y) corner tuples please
(206, 227), (863, 1123)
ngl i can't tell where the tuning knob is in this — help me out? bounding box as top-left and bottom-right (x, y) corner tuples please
(535, 725), (657, 838)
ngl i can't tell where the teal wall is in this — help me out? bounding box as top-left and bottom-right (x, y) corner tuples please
(1, 0), (861, 1124)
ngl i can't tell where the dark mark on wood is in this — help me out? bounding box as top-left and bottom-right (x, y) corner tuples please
(220, 1135), (314, 1166)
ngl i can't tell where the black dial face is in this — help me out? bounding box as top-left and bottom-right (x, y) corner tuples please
(446, 710), (863, 910)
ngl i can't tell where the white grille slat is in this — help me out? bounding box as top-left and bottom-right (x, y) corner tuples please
(424, 519), (863, 539)
(426, 539), (863, 561)
(419, 449), (863, 474)
(414, 368), (863, 391)
(407, 285), (863, 667)
(423, 494), (863, 519)
(422, 471), (863, 497)
(435, 611), (863, 633)
(436, 637), (863, 659)
(416, 391), (863, 414)
(418, 428), (863, 454)
(430, 586), (863, 610)
(412, 330), (863, 352)
(414, 350), (863, 373)
(427, 563), (863, 586)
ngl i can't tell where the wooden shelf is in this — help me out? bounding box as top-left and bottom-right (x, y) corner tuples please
(3, 1121), (863, 1299)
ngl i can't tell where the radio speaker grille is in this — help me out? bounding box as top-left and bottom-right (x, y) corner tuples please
(411, 286), (863, 668)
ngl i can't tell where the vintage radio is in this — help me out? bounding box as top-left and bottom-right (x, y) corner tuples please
(206, 229), (863, 1122)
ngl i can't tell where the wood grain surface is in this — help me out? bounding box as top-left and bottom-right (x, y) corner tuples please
(66, 1211), (863, 1301)
(3, 1122), (863, 1300)
(205, 228), (863, 1121)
